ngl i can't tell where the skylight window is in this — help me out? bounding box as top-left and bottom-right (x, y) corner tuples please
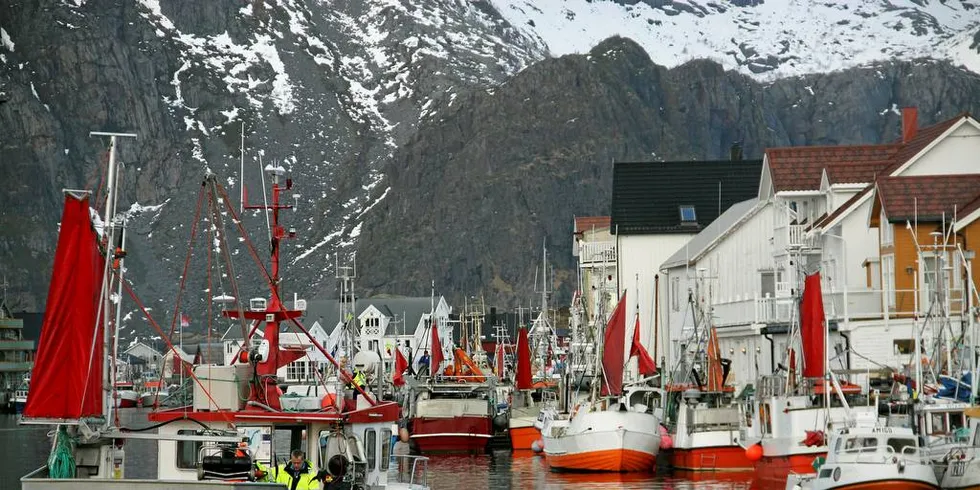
(679, 206), (697, 223)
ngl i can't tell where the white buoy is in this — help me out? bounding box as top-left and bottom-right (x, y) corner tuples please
(530, 439), (544, 453)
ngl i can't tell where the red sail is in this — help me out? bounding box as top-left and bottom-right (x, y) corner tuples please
(393, 347), (408, 387)
(495, 343), (505, 377)
(430, 319), (443, 376)
(629, 314), (657, 376)
(515, 327), (532, 390)
(600, 294), (627, 397)
(24, 193), (105, 419)
(801, 272), (826, 379)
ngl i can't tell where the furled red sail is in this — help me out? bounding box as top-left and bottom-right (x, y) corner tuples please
(515, 327), (532, 390)
(600, 293), (627, 397)
(629, 314), (657, 376)
(495, 342), (505, 377)
(801, 272), (826, 379)
(430, 318), (443, 375)
(24, 193), (105, 419)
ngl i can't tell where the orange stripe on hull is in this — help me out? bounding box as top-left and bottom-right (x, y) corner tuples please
(671, 446), (754, 472)
(546, 448), (656, 473)
(510, 426), (541, 451)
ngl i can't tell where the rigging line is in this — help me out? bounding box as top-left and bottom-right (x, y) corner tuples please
(206, 176), (249, 342)
(166, 185), (206, 341)
(212, 182), (377, 405)
(115, 271), (237, 427)
(206, 188), (216, 391)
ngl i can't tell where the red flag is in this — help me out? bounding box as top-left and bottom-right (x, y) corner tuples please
(601, 293), (627, 397)
(393, 348), (408, 387)
(706, 327), (723, 391)
(180, 312), (190, 328)
(629, 314), (657, 376)
(515, 327), (532, 390)
(430, 319), (443, 376)
(801, 273), (826, 379)
(495, 343), (505, 377)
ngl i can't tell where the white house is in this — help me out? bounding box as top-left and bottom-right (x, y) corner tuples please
(610, 153), (763, 368)
(659, 108), (980, 391)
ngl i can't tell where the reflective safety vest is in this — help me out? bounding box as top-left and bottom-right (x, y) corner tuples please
(346, 370), (366, 390)
(275, 461), (321, 490)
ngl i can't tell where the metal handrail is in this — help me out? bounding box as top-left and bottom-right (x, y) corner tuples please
(389, 455), (429, 487)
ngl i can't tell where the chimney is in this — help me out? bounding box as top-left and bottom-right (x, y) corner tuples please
(902, 107), (918, 143)
(730, 142), (743, 161)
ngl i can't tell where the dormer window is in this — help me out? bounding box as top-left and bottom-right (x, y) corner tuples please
(679, 206), (697, 224)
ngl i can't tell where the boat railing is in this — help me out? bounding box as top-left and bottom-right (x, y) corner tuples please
(389, 455), (429, 488)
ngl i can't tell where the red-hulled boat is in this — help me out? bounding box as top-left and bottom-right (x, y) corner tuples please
(409, 325), (494, 453)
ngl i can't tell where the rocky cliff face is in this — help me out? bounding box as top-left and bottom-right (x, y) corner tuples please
(356, 37), (980, 306)
(1, 1), (980, 340)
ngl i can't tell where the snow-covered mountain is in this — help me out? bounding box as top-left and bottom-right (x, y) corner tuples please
(491, 0), (980, 79)
(2, 0), (980, 340)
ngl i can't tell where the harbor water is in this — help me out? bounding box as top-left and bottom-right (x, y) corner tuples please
(0, 412), (754, 490)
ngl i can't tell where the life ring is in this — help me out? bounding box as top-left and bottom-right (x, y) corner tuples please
(457, 378), (467, 384)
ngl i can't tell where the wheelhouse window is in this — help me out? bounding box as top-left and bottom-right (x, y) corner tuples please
(176, 430), (203, 469)
(844, 437), (877, 452)
(887, 438), (916, 455)
(365, 429), (377, 471)
(380, 428), (391, 471)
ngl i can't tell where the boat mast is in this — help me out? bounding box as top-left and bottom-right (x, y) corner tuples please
(110, 219), (128, 425)
(90, 131), (136, 424)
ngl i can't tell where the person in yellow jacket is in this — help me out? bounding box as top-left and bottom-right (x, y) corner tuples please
(252, 459), (272, 482)
(275, 450), (321, 490)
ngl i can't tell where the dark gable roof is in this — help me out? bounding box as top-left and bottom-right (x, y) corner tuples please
(611, 159), (763, 234)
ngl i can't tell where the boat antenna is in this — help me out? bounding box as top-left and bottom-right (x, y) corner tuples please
(259, 153), (272, 246)
(239, 122), (245, 214)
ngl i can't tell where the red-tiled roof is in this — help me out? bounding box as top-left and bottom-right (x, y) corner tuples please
(765, 112), (972, 192)
(766, 145), (899, 192)
(877, 174), (980, 222)
(574, 216), (611, 233)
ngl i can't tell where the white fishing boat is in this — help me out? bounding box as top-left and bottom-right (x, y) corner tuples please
(938, 406), (980, 490)
(20, 133), (428, 489)
(542, 291), (662, 472)
(786, 425), (938, 490)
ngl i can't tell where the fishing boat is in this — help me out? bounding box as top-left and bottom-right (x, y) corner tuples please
(542, 291), (662, 472)
(21, 133), (428, 489)
(138, 380), (168, 408)
(13, 375), (28, 414)
(665, 272), (749, 472)
(740, 272), (877, 487)
(786, 425), (938, 490)
(409, 344), (496, 454)
(940, 406), (980, 489)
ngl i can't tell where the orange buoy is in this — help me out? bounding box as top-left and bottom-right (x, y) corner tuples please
(745, 444), (763, 462)
(321, 393), (337, 410)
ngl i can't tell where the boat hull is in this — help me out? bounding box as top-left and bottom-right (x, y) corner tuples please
(509, 425), (541, 451)
(543, 410), (660, 473)
(411, 415), (491, 453)
(754, 453), (823, 488)
(113, 391), (139, 409)
(671, 445), (753, 472)
(942, 458), (980, 490)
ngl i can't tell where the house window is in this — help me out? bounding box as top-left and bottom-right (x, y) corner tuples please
(760, 271), (775, 297)
(287, 361), (308, 381)
(671, 277), (681, 311)
(176, 430), (203, 469)
(882, 254), (896, 309)
(679, 206), (696, 223)
(893, 339), (914, 355)
(881, 209), (893, 246)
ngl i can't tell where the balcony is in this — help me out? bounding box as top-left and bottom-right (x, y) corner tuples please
(0, 361), (32, 372)
(773, 224), (820, 253)
(711, 288), (931, 328)
(0, 340), (34, 351)
(578, 241), (616, 265)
